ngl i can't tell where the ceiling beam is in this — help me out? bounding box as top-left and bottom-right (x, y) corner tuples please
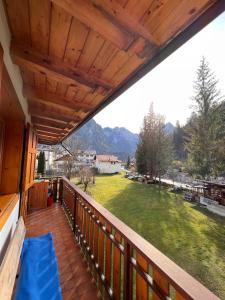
(23, 85), (93, 112)
(31, 116), (67, 129)
(29, 107), (79, 123)
(28, 96), (83, 116)
(28, 101), (82, 122)
(38, 139), (56, 145)
(34, 124), (67, 134)
(11, 43), (113, 93)
(92, 0), (159, 47)
(51, 0), (159, 49)
(36, 129), (63, 138)
(37, 133), (59, 141)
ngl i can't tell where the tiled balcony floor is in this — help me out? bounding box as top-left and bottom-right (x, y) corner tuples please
(26, 204), (100, 300)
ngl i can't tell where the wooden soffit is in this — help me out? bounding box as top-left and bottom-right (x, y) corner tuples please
(4, 0), (225, 144)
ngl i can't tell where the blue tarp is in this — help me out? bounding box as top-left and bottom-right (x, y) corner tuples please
(14, 233), (62, 300)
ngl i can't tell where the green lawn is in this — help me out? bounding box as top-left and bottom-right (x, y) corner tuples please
(72, 173), (225, 299)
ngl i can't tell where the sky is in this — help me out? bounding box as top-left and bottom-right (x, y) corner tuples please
(94, 12), (225, 134)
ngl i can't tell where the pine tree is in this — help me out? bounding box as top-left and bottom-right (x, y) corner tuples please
(126, 156), (131, 169)
(136, 104), (173, 178)
(173, 121), (186, 160)
(186, 57), (222, 179)
(37, 151), (46, 176)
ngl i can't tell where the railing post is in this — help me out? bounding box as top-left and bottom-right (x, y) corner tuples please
(53, 178), (58, 201)
(73, 192), (77, 233)
(123, 241), (132, 300)
(59, 178), (63, 205)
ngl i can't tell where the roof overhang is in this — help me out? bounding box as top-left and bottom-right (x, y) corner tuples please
(3, 0), (225, 144)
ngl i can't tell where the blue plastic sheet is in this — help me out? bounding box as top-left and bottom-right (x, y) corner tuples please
(14, 233), (62, 300)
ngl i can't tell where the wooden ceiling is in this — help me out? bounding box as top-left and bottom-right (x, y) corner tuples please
(4, 0), (224, 144)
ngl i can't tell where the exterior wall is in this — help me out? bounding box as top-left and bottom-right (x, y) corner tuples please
(0, 0), (30, 123)
(0, 200), (19, 264)
(95, 161), (121, 174)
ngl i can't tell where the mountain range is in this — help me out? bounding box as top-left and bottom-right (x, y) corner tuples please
(69, 119), (175, 161)
(72, 119), (138, 161)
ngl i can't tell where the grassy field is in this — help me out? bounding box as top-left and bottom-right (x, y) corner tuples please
(72, 173), (225, 299)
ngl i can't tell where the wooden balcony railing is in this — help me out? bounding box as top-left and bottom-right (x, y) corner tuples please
(51, 176), (219, 300)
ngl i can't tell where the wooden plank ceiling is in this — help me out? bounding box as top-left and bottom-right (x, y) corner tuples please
(4, 0), (223, 144)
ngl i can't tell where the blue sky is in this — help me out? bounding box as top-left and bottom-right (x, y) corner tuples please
(94, 11), (225, 134)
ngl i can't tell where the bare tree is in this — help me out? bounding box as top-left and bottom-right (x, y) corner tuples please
(79, 166), (93, 192)
(62, 135), (83, 180)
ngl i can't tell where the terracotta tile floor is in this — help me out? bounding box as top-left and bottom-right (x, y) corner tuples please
(26, 204), (100, 300)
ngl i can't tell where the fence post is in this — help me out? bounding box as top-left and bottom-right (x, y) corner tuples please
(53, 178), (58, 201)
(73, 192), (77, 233)
(59, 178), (63, 205)
(123, 241), (132, 300)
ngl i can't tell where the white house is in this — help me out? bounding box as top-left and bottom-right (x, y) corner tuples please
(77, 150), (96, 164)
(95, 155), (121, 174)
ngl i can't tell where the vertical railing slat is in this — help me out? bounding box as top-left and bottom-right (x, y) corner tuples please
(176, 291), (186, 300)
(123, 242), (132, 300)
(105, 223), (112, 288)
(136, 252), (148, 300)
(152, 268), (169, 300)
(113, 232), (122, 300)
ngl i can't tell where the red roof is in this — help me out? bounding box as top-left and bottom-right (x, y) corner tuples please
(96, 155), (119, 162)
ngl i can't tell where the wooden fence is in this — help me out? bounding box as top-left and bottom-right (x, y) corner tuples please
(53, 176), (219, 300)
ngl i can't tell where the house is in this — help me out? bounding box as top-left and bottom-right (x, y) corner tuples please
(77, 150), (96, 164)
(95, 155), (121, 174)
(0, 1), (223, 300)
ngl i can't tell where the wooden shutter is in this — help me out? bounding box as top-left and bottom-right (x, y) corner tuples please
(20, 123), (37, 218)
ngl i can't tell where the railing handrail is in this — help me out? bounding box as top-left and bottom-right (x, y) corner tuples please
(60, 176), (219, 300)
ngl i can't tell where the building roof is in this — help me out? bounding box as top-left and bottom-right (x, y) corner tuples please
(96, 155), (119, 163)
(4, 1), (225, 145)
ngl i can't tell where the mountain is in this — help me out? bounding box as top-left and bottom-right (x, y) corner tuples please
(165, 122), (175, 135)
(72, 119), (139, 161)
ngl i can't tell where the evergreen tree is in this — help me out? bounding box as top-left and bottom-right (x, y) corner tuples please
(136, 104), (173, 178)
(37, 151), (46, 176)
(186, 57), (222, 178)
(213, 101), (225, 176)
(173, 121), (186, 160)
(126, 156), (131, 169)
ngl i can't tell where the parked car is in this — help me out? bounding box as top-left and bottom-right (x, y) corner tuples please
(169, 186), (183, 193)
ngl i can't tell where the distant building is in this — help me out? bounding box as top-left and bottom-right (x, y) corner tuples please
(54, 151), (97, 175)
(77, 150), (96, 163)
(36, 144), (58, 173)
(95, 155), (121, 174)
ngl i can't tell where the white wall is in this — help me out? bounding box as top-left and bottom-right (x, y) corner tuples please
(0, 200), (19, 265)
(95, 161), (121, 174)
(0, 0), (30, 123)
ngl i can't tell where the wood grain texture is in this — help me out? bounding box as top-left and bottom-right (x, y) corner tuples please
(113, 232), (122, 300)
(51, 0), (133, 49)
(31, 116), (67, 129)
(92, 0), (159, 46)
(152, 268), (169, 300)
(4, 0), (30, 44)
(49, 3), (72, 59)
(0, 194), (19, 230)
(29, 0), (51, 54)
(24, 85), (93, 112)
(0, 43), (3, 93)
(22, 123), (37, 193)
(0, 217), (26, 300)
(136, 252), (148, 300)
(4, 0), (220, 146)
(11, 43), (113, 92)
(0, 120), (24, 194)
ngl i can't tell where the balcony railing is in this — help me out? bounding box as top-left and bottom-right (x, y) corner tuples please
(50, 176), (219, 300)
